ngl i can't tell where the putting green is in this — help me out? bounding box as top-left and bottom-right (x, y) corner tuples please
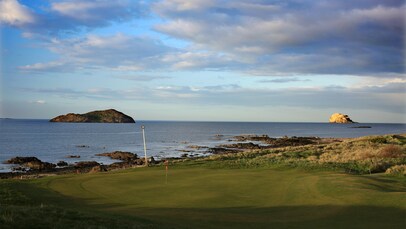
(45, 166), (406, 228)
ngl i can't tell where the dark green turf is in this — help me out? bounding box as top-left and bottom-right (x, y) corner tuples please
(1, 164), (405, 228)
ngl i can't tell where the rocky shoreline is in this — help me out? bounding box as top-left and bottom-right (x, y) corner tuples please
(1, 135), (341, 179)
(0, 151), (157, 179)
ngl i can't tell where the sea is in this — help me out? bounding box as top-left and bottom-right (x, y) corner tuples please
(0, 119), (405, 172)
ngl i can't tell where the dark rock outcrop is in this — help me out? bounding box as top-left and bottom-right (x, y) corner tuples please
(207, 148), (241, 154)
(233, 135), (271, 142)
(24, 161), (56, 170)
(96, 151), (158, 170)
(88, 165), (107, 173)
(56, 161), (68, 166)
(74, 161), (100, 168)
(5, 157), (56, 171)
(50, 109), (135, 123)
(219, 142), (262, 150)
(96, 151), (138, 161)
(5, 157), (42, 164)
(231, 135), (320, 148)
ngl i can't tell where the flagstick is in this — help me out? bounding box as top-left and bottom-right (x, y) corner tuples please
(165, 160), (168, 184)
(141, 125), (148, 167)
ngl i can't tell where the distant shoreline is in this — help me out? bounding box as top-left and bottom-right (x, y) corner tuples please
(1, 118), (406, 124)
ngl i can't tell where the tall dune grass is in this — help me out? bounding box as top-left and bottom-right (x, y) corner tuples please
(196, 134), (406, 174)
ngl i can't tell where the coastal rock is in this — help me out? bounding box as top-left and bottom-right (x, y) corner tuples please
(89, 165), (107, 173)
(329, 113), (355, 123)
(96, 151), (138, 161)
(50, 109), (135, 123)
(107, 158), (146, 169)
(207, 147), (241, 154)
(233, 135), (270, 142)
(74, 161), (100, 168)
(231, 135), (319, 148)
(187, 145), (209, 150)
(266, 136), (319, 148)
(5, 157), (56, 171)
(108, 161), (136, 170)
(219, 142), (262, 150)
(24, 161), (56, 170)
(56, 161), (68, 167)
(5, 157), (41, 164)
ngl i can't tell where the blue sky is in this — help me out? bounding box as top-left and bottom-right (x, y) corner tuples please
(0, 0), (405, 122)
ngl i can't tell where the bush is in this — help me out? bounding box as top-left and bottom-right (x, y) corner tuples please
(370, 137), (388, 144)
(385, 165), (406, 176)
(377, 145), (404, 158)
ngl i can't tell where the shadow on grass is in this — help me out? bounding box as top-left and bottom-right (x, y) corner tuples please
(0, 180), (156, 228)
(1, 180), (405, 229)
(357, 175), (406, 192)
(89, 204), (406, 229)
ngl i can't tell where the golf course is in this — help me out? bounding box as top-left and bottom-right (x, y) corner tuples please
(1, 134), (405, 228)
(1, 163), (405, 228)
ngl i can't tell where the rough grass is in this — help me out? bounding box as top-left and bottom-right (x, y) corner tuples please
(198, 134), (406, 174)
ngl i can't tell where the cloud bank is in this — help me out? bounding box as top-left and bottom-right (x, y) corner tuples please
(153, 0), (405, 76)
(3, 0), (404, 77)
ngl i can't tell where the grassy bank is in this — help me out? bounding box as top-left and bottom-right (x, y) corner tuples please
(200, 134), (406, 174)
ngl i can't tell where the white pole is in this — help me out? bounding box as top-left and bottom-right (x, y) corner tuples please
(141, 125), (148, 167)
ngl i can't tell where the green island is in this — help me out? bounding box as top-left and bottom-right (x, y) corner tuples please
(49, 109), (135, 123)
(1, 134), (405, 228)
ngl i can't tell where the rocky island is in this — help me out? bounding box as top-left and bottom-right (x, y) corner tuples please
(329, 113), (355, 123)
(50, 109), (135, 123)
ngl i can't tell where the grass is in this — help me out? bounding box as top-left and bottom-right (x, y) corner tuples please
(1, 134), (405, 228)
(1, 162), (405, 228)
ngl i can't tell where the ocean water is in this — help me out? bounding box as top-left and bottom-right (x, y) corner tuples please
(0, 119), (405, 172)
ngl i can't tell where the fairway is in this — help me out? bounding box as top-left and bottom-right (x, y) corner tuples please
(41, 165), (406, 228)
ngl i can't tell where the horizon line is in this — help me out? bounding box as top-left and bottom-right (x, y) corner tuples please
(1, 117), (405, 125)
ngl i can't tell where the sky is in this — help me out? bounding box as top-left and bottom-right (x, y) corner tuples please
(0, 0), (405, 123)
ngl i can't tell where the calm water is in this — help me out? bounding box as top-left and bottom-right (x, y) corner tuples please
(0, 119), (405, 172)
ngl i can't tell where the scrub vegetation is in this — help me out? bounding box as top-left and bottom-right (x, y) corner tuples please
(198, 134), (406, 175)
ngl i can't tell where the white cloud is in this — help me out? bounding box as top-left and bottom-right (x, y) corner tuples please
(153, 0), (216, 12)
(29, 100), (46, 104)
(19, 33), (174, 72)
(19, 61), (68, 72)
(52, 1), (116, 20)
(0, 0), (35, 26)
(18, 33), (247, 73)
(115, 75), (171, 81)
(162, 51), (242, 70)
(1, 0), (145, 33)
